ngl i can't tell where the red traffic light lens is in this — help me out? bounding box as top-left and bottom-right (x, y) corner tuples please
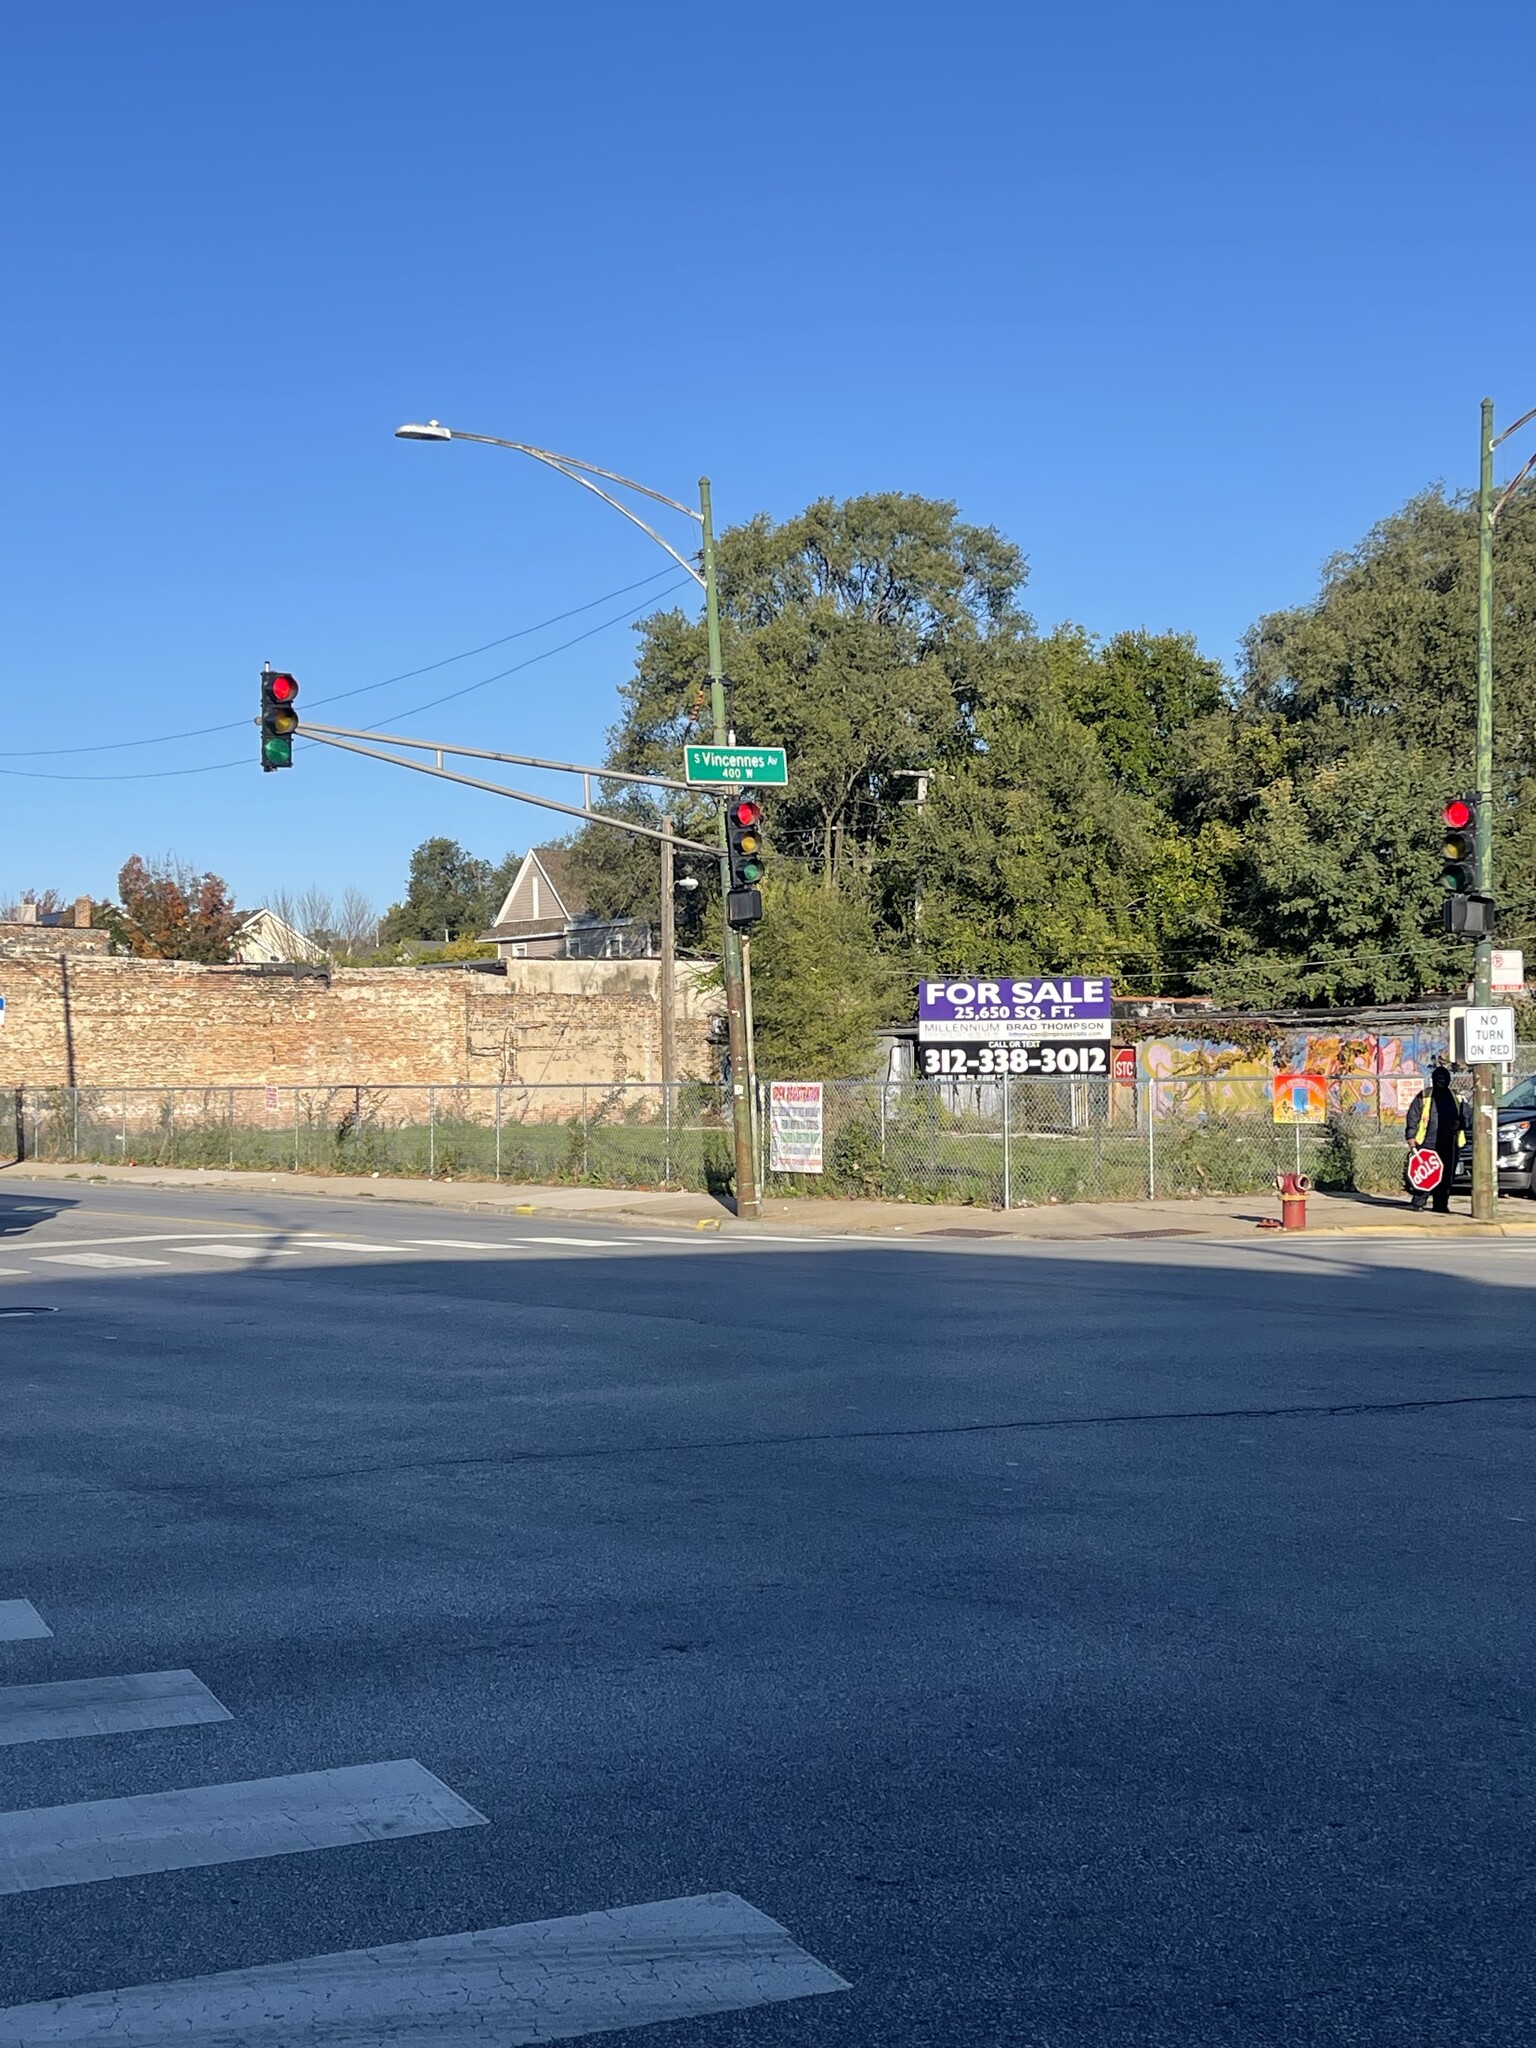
(1442, 798), (1472, 830)
(270, 672), (298, 702)
(732, 799), (761, 827)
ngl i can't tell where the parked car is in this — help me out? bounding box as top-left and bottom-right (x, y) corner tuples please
(1451, 1074), (1536, 1194)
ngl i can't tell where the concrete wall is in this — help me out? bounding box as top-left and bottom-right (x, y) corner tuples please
(0, 951), (717, 1095)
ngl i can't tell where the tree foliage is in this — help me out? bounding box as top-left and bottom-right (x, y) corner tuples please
(106, 856), (239, 962)
(744, 875), (902, 1078)
(379, 838), (517, 944)
(387, 480), (1536, 1071)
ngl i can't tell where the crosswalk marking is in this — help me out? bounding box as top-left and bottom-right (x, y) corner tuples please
(0, 1890), (849, 2044)
(14, 1235), (260, 1250)
(298, 1240), (400, 1254)
(0, 1759), (487, 1894)
(34, 1253), (168, 1269)
(408, 1238), (526, 1251)
(0, 1602), (51, 1642)
(175, 1244), (303, 1260)
(518, 1236), (628, 1249)
(0, 1670), (232, 1748)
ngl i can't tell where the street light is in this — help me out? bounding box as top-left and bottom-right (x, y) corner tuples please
(394, 418), (760, 1218)
(1467, 398), (1536, 1221)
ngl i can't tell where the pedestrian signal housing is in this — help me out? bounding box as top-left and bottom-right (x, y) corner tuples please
(260, 666), (299, 771)
(725, 795), (765, 929)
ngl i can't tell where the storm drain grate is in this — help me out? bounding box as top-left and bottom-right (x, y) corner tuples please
(0, 1305), (59, 1317)
(921, 1228), (1011, 1238)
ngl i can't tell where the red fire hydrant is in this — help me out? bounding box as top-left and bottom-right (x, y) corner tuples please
(1276, 1171), (1311, 1230)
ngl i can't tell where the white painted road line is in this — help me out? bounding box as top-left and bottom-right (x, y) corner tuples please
(408, 1238), (527, 1251)
(518, 1236), (628, 1249)
(297, 1240), (401, 1254)
(0, 1890), (849, 2044)
(33, 1253), (168, 1270)
(175, 1244), (303, 1260)
(0, 1670), (232, 1748)
(0, 1602), (51, 1643)
(0, 1759), (487, 1894)
(13, 1235), (261, 1250)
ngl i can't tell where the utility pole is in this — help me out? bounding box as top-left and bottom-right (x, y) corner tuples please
(700, 477), (760, 1218)
(659, 816), (676, 1101)
(1472, 399), (1497, 1222)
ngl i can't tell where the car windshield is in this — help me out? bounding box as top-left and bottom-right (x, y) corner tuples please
(1499, 1075), (1536, 1111)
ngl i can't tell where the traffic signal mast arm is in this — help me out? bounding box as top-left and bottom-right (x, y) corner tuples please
(289, 717), (719, 854)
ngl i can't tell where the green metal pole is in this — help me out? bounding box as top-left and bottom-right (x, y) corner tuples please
(700, 477), (760, 1219)
(1471, 398), (1496, 1221)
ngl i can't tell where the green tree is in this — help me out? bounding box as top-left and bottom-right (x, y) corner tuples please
(746, 874), (902, 1076)
(1053, 627), (1228, 798)
(1195, 481), (1536, 999)
(379, 838), (516, 944)
(882, 646), (1228, 986)
(594, 493), (1029, 889)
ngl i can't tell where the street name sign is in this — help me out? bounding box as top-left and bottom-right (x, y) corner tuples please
(1455, 1005), (1517, 1066)
(917, 976), (1113, 1079)
(683, 745), (788, 788)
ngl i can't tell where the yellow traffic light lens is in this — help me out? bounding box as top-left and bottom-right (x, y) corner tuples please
(270, 708), (299, 736)
(738, 832), (759, 854)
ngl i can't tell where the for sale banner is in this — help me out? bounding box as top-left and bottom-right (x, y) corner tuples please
(768, 1081), (824, 1173)
(917, 977), (1113, 1044)
(916, 976), (1113, 1078)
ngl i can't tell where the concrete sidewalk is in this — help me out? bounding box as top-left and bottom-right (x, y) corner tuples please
(8, 1158), (1536, 1241)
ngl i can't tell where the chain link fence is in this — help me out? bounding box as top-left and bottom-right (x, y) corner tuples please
(0, 1064), (1529, 1207)
(762, 1073), (1472, 1206)
(0, 1084), (736, 1193)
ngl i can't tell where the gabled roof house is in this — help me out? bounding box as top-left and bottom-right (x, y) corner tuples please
(480, 845), (655, 961)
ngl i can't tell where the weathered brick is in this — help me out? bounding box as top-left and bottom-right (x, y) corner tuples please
(0, 953), (715, 1108)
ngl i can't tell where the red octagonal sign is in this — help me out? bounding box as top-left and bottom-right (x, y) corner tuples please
(1407, 1146), (1444, 1192)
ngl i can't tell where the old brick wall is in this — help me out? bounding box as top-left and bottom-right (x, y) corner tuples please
(0, 952), (716, 1098)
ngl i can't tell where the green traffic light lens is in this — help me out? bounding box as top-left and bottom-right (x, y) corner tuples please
(262, 735), (294, 769)
(741, 860), (763, 883)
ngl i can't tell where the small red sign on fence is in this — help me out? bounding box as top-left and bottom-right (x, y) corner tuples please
(1112, 1046), (1137, 1084)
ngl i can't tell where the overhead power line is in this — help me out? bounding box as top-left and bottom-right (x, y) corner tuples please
(0, 574), (692, 783)
(0, 566), (683, 762)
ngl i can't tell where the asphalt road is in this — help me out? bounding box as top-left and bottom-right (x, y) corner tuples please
(0, 1178), (1530, 2046)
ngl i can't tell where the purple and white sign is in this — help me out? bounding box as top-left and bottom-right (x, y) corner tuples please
(917, 976), (1113, 1044)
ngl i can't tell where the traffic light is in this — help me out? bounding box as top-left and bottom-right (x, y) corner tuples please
(1440, 795), (1494, 935)
(260, 666), (299, 771)
(725, 795), (765, 929)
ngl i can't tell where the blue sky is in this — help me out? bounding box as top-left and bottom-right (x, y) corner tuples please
(4, 0), (1533, 916)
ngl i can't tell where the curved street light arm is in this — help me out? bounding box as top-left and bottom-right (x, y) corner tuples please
(443, 431), (705, 584)
(447, 436), (702, 520)
(1493, 443), (1536, 524)
(1492, 403), (1536, 449)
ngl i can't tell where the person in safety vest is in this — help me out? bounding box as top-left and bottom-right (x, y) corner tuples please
(1403, 1066), (1470, 1212)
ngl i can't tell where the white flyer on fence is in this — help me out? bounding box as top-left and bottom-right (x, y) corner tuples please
(768, 1082), (824, 1173)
